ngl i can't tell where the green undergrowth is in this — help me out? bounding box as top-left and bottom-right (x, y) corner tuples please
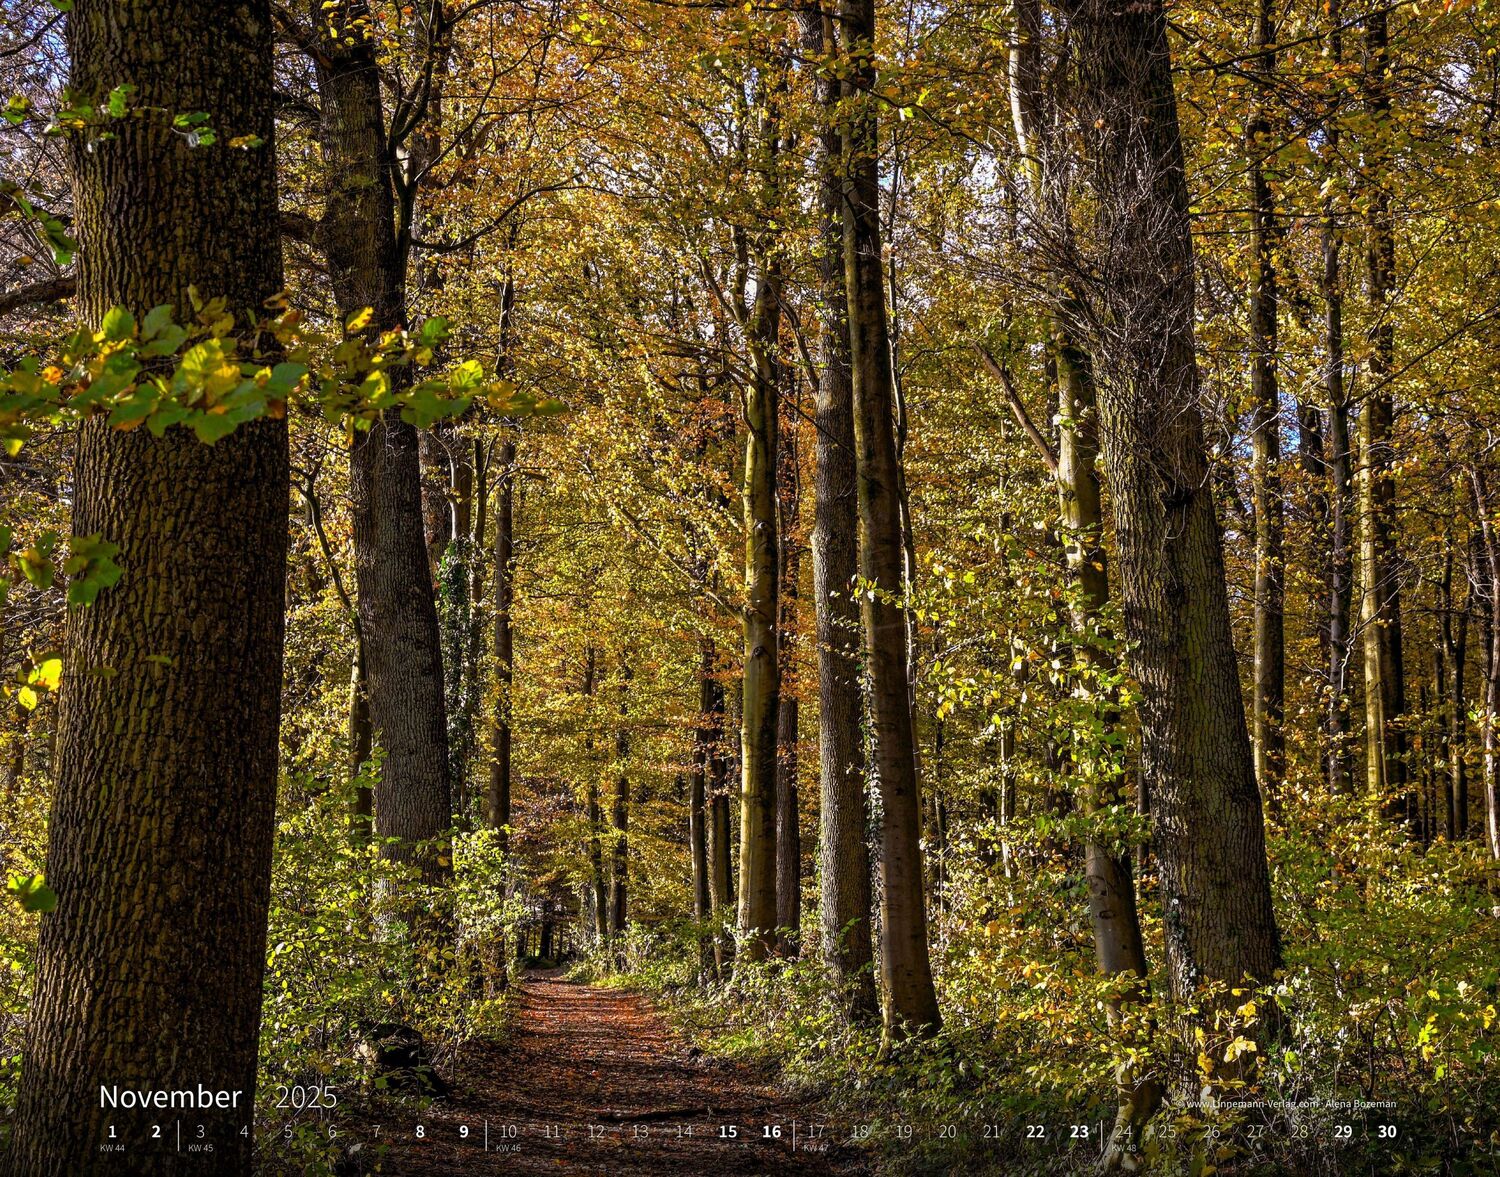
(604, 803), (1500, 1176)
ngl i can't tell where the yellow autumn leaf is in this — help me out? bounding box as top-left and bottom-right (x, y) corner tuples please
(28, 657), (61, 690)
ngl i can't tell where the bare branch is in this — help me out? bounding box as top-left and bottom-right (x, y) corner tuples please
(0, 275), (75, 321)
(973, 343), (1058, 476)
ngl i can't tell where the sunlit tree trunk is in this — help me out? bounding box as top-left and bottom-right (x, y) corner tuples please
(1469, 467), (1500, 859)
(736, 80), (784, 957)
(610, 664), (631, 937)
(582, 647), (608, 941)
(13, 4), (287, 1172)
(842, 0), (941, 1040)
(1061, 0), (1283, 1021)
(800, 0), (877, 1023)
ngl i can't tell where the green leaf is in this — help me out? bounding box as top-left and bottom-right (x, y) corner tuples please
(105, 84), (136, 119)
(28, 657), (62, 691)
(192, 412), (241, 444)
(141, 304), (175, 340)
(101, 307), (136, 341)
(8, 873), (57, 913)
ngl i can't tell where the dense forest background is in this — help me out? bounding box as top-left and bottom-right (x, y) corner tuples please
(2, 0), (1500, 1172)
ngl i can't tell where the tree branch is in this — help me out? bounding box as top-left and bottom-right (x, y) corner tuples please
(973, 342), (1058, 476)
(0, 275), (75, 320)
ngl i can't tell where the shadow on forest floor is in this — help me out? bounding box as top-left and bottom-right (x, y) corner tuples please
(346, 971), (870, 1175)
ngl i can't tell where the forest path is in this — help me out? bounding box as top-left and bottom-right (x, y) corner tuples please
(367, 971), (867, 1175)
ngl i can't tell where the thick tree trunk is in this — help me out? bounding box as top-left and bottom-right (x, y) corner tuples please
(1062, 0), (1283, 1014)
(842, 0), (941, 1039)
(1359, 8), (1411, 831)
(13, 3), (287, 1172)
(800, 0), (877, 1023)
(1248, 0), (1285, 803)
(1004, 5), (1157, 1153)
(311, 0), (452, 882)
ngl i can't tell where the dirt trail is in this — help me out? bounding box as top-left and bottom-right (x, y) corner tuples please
(358, 973), (868, 1175)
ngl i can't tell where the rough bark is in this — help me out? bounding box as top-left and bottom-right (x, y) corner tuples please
(1003, 5), (1157, 1152)
(842, 0), (941, 1039)
(12, 3), (287, 1172)
(1061, 0), (1283, 1012)
(799, 0), (877, 1023)
(309, 0), (453, 882)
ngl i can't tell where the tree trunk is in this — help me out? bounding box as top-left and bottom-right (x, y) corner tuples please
(1322, 68), (1356, 795)
(1359, 7), (1411, 831)
(1004, 3), (1157, 1152)
(350, 641), (373, 840)
(776, 407), (803, 956)
(311, 0), (453, 883)
(736, 238), (782, 962)
(610, 664), (631, 937)
(800, 0), (877, 1023)
(13, 3), (287, 1172)
(1062, 0), (1283, 1014)
(691, 641), (716, 979)
(581, 647), (608, 941)
(842, 0), (941, 1039)
(1444, 539), (1470, 839)
(1470, 467), (1500, 859)
(487, 441), (517, 842)
(707, 653), (736, 974)
(1248, 0), (1285, 803)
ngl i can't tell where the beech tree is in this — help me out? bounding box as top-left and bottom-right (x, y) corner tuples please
(841, 0), (941, 1037)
